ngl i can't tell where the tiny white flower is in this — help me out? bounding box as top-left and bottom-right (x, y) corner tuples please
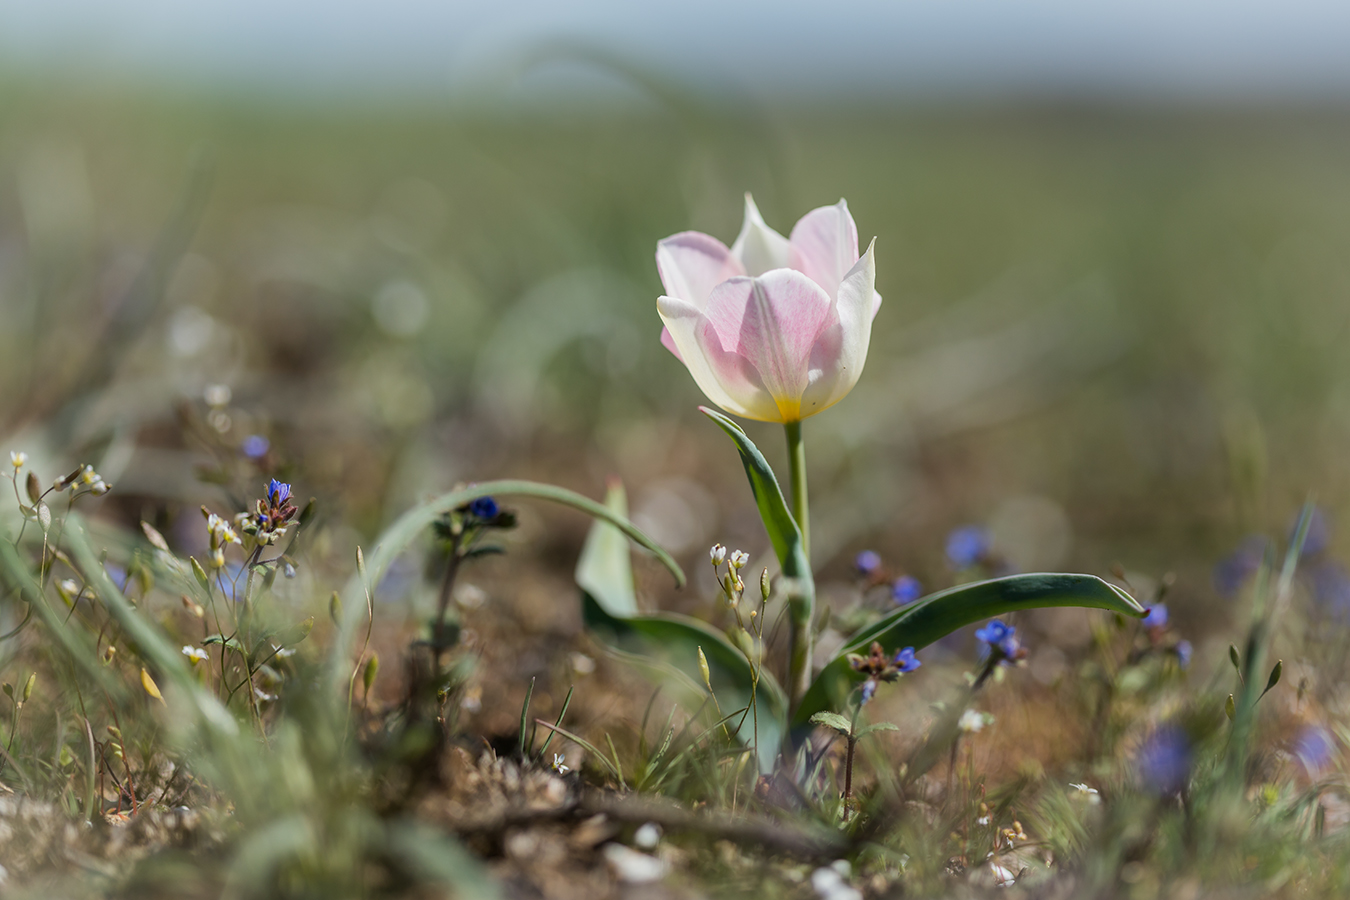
(551, 753), (571, 775)
(729, 549), (750, 569)
(9, 451), (26, 469)
(634, 822), (661, 849)
(709, 544), (727, 566)
(276, 648), (296, 659)
(959, 708), (987, 733)
(181, 646), (209, 664)
(990, 860), (1017, 887)
(1069, 782), (1101, 804)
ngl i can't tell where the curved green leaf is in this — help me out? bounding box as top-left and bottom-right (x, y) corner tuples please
(577, 480), (786, 773)
(699, 408), (809, 581)
(793, 572), (1146, 729)
(699, 407), (816, 709)
(330, 479), (685, 693)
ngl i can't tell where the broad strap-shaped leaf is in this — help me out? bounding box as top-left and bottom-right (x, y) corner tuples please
(328, 479), (685, 695)
(793, 572), (1146, 729)
(577, 480), (787, 773)
(699, 407), (810, 581)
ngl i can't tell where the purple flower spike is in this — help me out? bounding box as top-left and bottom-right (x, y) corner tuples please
(1137, 724), (1191, 795)
(891, 575), (922, 606)
(855, 550), (882, 577)
(1213, 535), (1269, 598)
(892, 646), (921, 673)
(1294, 724), (1337, 774)
(859, 680), (877, 705)
(946, 525), (989, 569)
(1142, 604), (1169, 629)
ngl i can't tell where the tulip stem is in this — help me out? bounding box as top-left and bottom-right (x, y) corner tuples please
(784, 420), (812, 711)
(784, 421), (809, 560)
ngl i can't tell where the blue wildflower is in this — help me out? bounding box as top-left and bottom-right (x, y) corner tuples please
(859, 680), (877, 705)
(855, 550), (882, 577)
(1142, 604), (1169, 629)
(267, 479), (292, 505)
(1137, 725), (1191, 795)
(891, 575), (922, 606)
(1292, 507), (1330, 558)
(946, 525), (989, 569)
(242, 435), (270, 459)
(1175, 640), (1192, 670)
(469, 497), (499, 520)
(1213, 535), (1269, 598)
(975, 619), (1023, 663)
(1294, 724), (1337, 774)
(893, 646), (921, 673)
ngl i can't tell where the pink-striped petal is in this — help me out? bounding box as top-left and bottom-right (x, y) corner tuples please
(788, 199), (859, 300)
(702, 270), (836, 422)
(655, 231), (744, 309)
(729, 194), (791, 277)
(657, 296), (782, 422)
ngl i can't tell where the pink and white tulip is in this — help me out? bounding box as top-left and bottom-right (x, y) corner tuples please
(656, 195), (881, 423)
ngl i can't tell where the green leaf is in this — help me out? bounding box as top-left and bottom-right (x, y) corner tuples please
(855, 722), (900, 738)
(577, 480), (787, 773)
(699, 408), (809, 582)
(794, 572), (1146, 729)
(329, 479), (685, 694)
(203, 634), (244, 651)
(809, 711), (852, 736)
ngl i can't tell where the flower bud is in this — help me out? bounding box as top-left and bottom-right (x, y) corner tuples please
(729, 550), (749, 570)
(709, 544), (726, 566)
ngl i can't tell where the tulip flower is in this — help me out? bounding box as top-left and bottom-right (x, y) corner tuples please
(656, 194), (881, 424)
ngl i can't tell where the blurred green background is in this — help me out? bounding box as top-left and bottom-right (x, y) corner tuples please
(3, 73), (1350, 691)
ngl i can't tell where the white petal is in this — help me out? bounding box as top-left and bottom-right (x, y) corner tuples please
(655, 231), (743, 309)
(788, 198), (859, 300)
(729, 193), (791, 277)
(800, 239), (878, 416)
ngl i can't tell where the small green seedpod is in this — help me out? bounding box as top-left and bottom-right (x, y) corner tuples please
(363, 653), (380, 694)
(329, 592), (342, 624)
(22, 672), (35, 703)
(25, 471), (40, 504)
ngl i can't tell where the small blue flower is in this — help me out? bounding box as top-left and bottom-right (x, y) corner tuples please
(267, 479), (292, 505)
(891, 575), (922, 606)
(1213, 535), (1269, 598)
(1294, 724), (1337, 774)
(975, 619), (1021, 660)
(855, 550), (882, 577)
(242, 435), (270, 459)
(1142, 604), (1169, 629)
(946, 525), (989, 569)
(892, 646), (921, 673)
(469, 497), (499, 520)
(859, 680), (877, 705)
(1176, 640), (1192, 670)
(1292, 507), (1330, 558)
(1137, 724), (1191, 795)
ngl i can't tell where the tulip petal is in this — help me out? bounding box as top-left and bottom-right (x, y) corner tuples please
(656, 231), (744, 309)
(659, 326), (683, 362)
(703, 271), (835, 422)
(801, 239), (877, 416)
(788, 199), (859, 300)
(658, 295), (782, 422)
(729, 194), (791, 277)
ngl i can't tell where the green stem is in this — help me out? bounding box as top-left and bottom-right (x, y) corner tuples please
(784, 420), (812, 712)
(784, 421), (809, 560)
